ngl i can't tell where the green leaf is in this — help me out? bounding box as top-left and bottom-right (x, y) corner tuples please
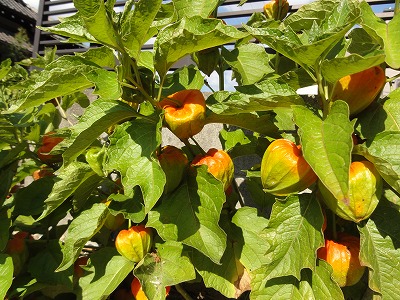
(37, 162), (99, 220)
(250, 260), (344, 299)
(38, 13), (96, 43)
(260, 194), (324, 281)
(219, 129), (251, 152)
(134, 241), (196, 300)
(78, 247), (135, 300)
(357, 88), (400, 140)
(0, 59), (12, 81)
(13, 177), (55, 217)
(57, 203), (108, 272)
(222, 43), (274, 85)
(207, 79), (303, 115)
(293, 101), (354, 200)
(28, 240), (73, 287)
(154, 16), (248, 77)
(173, 0), (220, 19)
(73, 0), (119, 49)
(360, 2), (400, 69)
(8, 56), (120, 112)
(121, 0), (162, 59)
(108, 192), (146, 223)
(245, 0), (360, 68)
(354, 132), (400, 194)
(0, 208), (11, 251)
(250, 275), (302, 300)
(299, 261), (344, 299)
(205, 111), (279, 137)
(347, 28), (382, 56)
(161, 66), (204, 96)
(321, 53), (385, 83)
(284, 0), (346, 31)
(358, 198), (400, 299)
(0, 254), (13, 299)
(191, 211), (247, 298)
(62, 100), (140, 166)
(232, 207), (269, 271)
(147, 167), (227, 263)
(76, 46), (116, 68)
(106, 119), (164, 213)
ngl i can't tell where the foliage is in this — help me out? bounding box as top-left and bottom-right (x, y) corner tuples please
(1, 0), (400, 299)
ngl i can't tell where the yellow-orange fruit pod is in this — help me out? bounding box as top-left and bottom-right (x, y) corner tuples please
(159, 90), (206, 140)
(115, 225), (153, 262)
(331, 66), (386, 115)
(191, 148), (234, 191)
(260, 139), (317, 196)
(319, 161), (382, 223)
(263, 0), (289, 21)
(158, 145), (189, 194)
(317, 234), (365, 287)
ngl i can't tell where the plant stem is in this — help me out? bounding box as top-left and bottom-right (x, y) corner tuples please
(55, 97), (74, 126)
(175, 284), (193, 300)
(386, 73), (400, 83)
(190, 137), (206, 155)
(182, 139), (196, 157)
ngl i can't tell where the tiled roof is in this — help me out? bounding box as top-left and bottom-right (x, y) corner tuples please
(0, 0), (37, 20)
(0, 29), (33, 51)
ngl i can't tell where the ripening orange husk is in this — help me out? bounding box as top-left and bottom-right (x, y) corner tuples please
(319, 161), (383, 223)
(192, 148), (234, 191)
(317, 234), (365, 287)
(331, 66), (386, 115)
(260, 139), (317, 196)
(159, 90), (206, 140)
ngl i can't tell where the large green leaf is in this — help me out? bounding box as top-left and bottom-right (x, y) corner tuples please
(120, 0), (162, 59)
(173, 0), (220, 19)
(57, 203), (108, 272)
(293, 101), (354, 200)
(0, 254), (13, 299)
(38, 13), (96, 43)
(76, 46), (116, 68)
(106, 118), (164, 213)
(354, 132), (400, 194)
(232, 207), (269, 271)
(78, 247), (135, 300)
(191, 212), (247, 298)
(360, 2), (400, 69)
(28, 240), (73, 288)
(8, 56), (120, 112)
(73, 0), (119, 49)
(222, 43), (274, 85)
(0, 208), (11, 251)
(321, 53), (385, 83)
(161, 66), (204, 97)
(245, 0), (360, 68)
(154, 16), (248, 77)
(357, 88), (400, 140)
(207, 79), (303, 115)
(37, 162), (101, 220)
(147, 167), (227, 263)
(250, 261), (344, 299)
(13, 177), (55, 217)
(284, 0), (347, 31)
(358, 198), (400, 299)
(62, 99), (141, 166)
(260, 194), (324, 281)
(134, 241), (196, 300)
